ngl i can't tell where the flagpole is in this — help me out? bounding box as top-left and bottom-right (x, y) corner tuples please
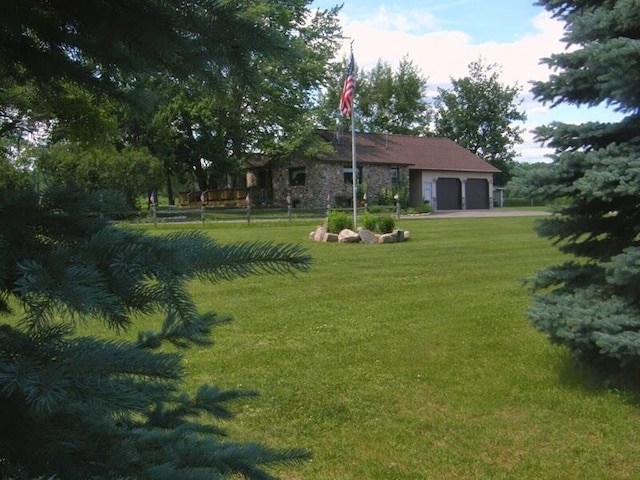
(339, 42), (357, 227)
(351, 97), (357, 228)
(349, 43), (357, 228)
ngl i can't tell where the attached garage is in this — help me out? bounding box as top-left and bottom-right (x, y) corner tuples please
(307, 132), (501, 211)
(436, 178), (462, 210)
(465, 178), (490, 209)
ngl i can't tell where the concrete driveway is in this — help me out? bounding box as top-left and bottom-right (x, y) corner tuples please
(405, 209), (550, 219)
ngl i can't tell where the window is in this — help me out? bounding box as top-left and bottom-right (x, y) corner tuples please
(289, 167), (306, 186)
(391, 168), (400, 186)
(343, 165), (362, 185)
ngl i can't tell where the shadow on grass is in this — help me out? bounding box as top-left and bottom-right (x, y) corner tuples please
(556, 352), (640, 406)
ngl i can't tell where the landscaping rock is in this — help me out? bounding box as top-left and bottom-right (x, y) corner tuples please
(309, 225), (409, 243)
(378, 233), (396, 243)
(313, 225), (328, 242)
(338, 229), (360, 243)
(358, 228), (377, 245)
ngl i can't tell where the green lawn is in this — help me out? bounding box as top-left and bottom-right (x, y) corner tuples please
(146, 217), (640, 479)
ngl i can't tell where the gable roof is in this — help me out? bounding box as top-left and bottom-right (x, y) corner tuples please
(318, 130), (500, 173)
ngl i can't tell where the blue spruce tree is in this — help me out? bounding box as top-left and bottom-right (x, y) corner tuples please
(527, 0), (640, 380)
(0, 183), (311, 479)
(1, 0), (314, 477)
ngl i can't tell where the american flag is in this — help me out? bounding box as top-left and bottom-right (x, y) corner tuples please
(339, 51), (355, 117)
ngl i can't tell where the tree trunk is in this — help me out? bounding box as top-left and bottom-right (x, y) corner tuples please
(166, 173), (175, 206)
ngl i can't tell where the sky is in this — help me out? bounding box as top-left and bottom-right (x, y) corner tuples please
(310, 0), (622, 163)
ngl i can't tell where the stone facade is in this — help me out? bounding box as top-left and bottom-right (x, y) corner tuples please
(271, 156), (409, 209)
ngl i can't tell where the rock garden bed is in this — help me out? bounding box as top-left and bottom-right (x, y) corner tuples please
(309, 225), (410, 244)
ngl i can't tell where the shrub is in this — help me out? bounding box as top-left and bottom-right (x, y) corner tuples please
(359, 214), (395, 234)
(327, 211), (353, 233)
(415, 202), (433, 214)
(377, 215), (395, 234)
(378, 182), (408, 207)
(360, 213), (378, 231)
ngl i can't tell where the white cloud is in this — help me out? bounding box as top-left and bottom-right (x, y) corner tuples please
(336, 7), (572, 162)
(340, 10), (564, 85)
(363, 7), (440, 33)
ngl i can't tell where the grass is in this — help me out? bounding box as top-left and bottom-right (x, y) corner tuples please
(142, 217), (640, 478)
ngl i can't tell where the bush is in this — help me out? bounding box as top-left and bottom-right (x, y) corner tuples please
(378, 182), (408, 207)
(415, 202), (433, 214)
(377, 215), (395, 234)
(360, 213), (378, 231)
(327, 211), (353, 233)
(359, 214), (395, 234)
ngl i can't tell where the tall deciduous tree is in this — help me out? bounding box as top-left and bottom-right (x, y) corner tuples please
(527, 0), (640, 381)
(434, 58), (526, 185)
(314, 55), (431, 135)
(35, 141), (164, 208)
(357, 56), (431, 135)
(121, 1), (343, 195)
(1, 1), (314, 478)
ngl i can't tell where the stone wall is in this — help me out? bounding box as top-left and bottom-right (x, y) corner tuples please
(271, 156), (409, 209)
(363, 164), (409, 205)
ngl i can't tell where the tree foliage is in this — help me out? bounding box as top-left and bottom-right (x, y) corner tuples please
(2, 0), (343, 199)
(0, 184), (311, 479)
(434, 58), (526, 185)
(34, 141), (164, 209)
(112, 1), (343, 194)
(505, 161), (553, 203)
(528, 0), (640, 381)
(314, 55), (431, 136)
(1, 1), (316, 477)
(1, 0), (285, 100)
(356, 56), (431, 135)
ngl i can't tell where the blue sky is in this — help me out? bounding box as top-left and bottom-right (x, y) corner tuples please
(311, 0), (622, 162)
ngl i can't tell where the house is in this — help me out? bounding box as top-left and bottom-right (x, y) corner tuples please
(268, 130), (500, 211)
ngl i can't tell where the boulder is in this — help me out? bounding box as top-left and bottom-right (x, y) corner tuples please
(338, 228), (360, 243)
(310, 225), (409, 243)
(313, 225), (328, 242)
(358, 228), (377, 245)
(378, 233), (396, 243)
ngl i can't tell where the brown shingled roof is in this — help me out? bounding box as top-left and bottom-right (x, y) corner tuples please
(319, 130), (500, 173)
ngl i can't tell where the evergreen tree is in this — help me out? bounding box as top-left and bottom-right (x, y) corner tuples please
(1, 0), (285, 102)
(1, 1), (314, 477)
(434, 58), (526, 185)
(0, 182), (311, 479)
(528, 0), (640, 380)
